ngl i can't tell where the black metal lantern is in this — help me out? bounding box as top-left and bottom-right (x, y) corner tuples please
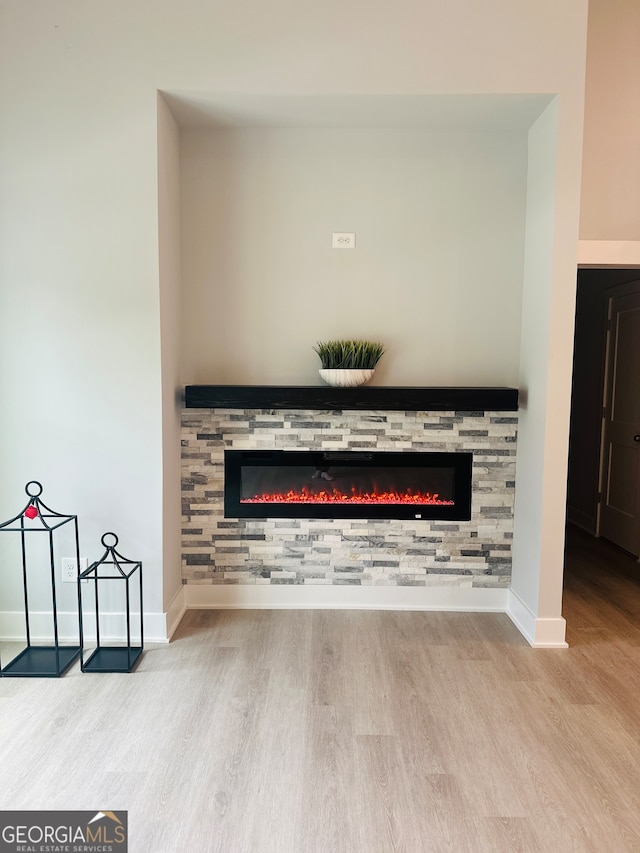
(79, 532), (144, 673)
(0, 481), (81, 677)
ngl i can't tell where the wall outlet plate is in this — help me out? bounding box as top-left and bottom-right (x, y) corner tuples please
(61, 557), (89, 582)
(332, 232), (355, 248)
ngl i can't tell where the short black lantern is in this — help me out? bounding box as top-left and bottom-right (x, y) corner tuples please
(79, 532), (144, 673)
(0, 481), (81, 677)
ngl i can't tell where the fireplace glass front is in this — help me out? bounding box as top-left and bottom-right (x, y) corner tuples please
(224, 450), (472, 521)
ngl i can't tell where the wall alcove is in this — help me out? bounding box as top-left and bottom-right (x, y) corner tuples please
(157, 90), (574, 647)
(161, 92), (551, 388)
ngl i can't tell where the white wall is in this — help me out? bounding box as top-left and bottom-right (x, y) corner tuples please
(0, 8), (165, 631)
(580, 0), (640, 240)
(511, 88), (587, 646)
(157, 96), (184, 617)
(0, 0), (589, 642)
(511, 104), (563, 641)
(181, 126), (527, 386)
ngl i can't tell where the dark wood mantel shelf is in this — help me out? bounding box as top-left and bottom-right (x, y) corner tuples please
(184, 385), (518, 412)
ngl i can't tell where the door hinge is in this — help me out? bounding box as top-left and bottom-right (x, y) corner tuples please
(597, 492), (602, 503)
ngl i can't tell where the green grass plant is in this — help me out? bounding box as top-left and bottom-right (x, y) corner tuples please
(314, 339), (385, 370)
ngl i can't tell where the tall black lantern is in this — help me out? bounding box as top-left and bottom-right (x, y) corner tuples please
(79, 532), (144, 673)
(0, 481), (81, 677)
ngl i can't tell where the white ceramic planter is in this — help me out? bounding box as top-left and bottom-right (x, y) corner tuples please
(319, 368), (375, 388)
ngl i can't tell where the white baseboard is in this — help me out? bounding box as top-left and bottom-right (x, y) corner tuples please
(506, 590), (568, 648)
(143, 611), (172, 644)
(165, 585), (187, 640)
(183, 583), (509, 612)
(1, 587), (568, 649)
(0, 610), (171, 645)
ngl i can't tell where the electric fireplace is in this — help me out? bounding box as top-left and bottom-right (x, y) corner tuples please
(224, 450), (472, 521)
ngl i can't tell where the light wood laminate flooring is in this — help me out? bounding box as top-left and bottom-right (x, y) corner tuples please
(1, 526), (640, 852)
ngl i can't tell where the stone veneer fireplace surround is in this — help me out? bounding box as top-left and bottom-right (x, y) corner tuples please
(181, 387), (518, 607)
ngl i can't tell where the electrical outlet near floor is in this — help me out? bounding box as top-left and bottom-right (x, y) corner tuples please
(61, 557), (89, 582)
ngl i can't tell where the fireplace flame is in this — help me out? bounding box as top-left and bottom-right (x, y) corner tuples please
(241, 486), (454, 506)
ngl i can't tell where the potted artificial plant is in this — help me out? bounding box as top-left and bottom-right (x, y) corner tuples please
(314, 339), (385, 387)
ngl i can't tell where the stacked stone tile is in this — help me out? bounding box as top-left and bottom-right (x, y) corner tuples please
(181, 409), (517, 588)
